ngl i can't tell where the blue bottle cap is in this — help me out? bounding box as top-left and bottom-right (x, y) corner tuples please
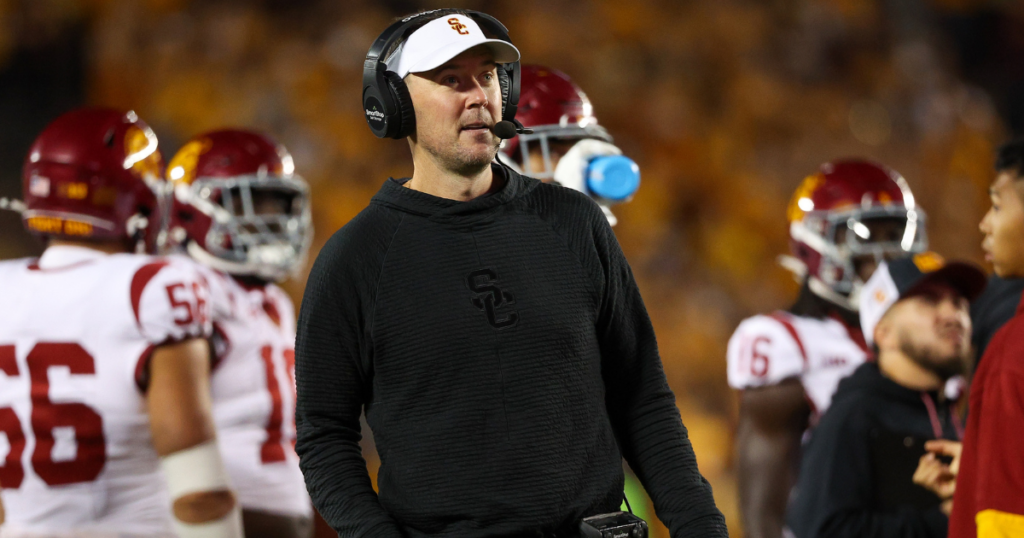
(585, 155), (641, 202)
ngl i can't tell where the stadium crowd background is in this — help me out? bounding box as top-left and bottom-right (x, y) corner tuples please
(0, 0), (1021, 535)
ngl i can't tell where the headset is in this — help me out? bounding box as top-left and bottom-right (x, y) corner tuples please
(362, 9), (521, 139)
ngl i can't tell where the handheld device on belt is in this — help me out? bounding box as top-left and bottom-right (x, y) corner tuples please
(579, 511), (648, 538)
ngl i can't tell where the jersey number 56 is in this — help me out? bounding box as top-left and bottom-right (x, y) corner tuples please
(0, 343), (106, 488)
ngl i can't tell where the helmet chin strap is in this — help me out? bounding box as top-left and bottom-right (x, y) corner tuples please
(808, 277), (860, 312)
(777, 254), (808, 282)
(125, 213), (149, 254)
(185, 240), (288, 282)
(779, 254), (864, 312)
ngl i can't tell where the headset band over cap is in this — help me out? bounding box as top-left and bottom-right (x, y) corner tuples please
(363, 9), (523, 139)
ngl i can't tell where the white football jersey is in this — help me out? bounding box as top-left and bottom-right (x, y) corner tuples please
(199, 266), (310, 518)
(727, 311), (870, 417)
(0, 246), (212, 537)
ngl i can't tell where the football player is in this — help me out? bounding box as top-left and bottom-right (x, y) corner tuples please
(498, 64), (633, 226)
(727, 160), (928, 538)
(0, 108), (242, 537)
(166, 129), (314, 538)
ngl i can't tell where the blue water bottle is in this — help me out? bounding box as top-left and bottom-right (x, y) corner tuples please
(585, 155), (641, 202)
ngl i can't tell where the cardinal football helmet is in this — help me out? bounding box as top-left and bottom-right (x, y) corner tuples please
(499, 65), (612, 180)
(20, 108), (167, 252)
(167, 129), (312, 282)
(784, 159), (928, 310)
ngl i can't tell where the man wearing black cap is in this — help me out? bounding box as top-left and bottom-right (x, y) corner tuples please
(294, 9), (726, 538)
(785, 254), (986, 538)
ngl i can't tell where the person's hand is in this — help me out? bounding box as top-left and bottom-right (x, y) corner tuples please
(913, 452), (955, 499)
(552, 139), (623, 226)
(924, 439), (962, 476)
(913, 440), (962, 501)
(552, 139), (622, 195)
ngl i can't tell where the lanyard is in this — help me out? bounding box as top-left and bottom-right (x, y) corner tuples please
(920, 392), (963, 440)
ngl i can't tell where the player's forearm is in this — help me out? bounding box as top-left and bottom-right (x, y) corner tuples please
(148, 339), (241, 537)
(147, 338), (218, 455)
(734, 381), (810, 538)
(737, 481), (787, 538)
(736, 477), (788, 538)
(735, 431), (796, 538)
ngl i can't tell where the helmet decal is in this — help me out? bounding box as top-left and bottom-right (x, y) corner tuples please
(123, 124), (163, 181)
(787, 173), (825, 223)
(167, 138), (213, 185)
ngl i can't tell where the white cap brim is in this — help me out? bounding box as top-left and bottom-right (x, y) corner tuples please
(859, 261), (899, 347)
(386, 14), (520, 79)
(403, 39), (519, 76)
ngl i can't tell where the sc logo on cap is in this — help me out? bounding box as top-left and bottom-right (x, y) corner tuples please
(448, 17), (469, 35)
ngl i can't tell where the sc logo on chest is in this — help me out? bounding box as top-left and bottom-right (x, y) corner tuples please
(466, 269), (518, 329)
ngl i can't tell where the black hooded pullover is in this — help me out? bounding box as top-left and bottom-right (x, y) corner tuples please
(970, 274), (1024, 360)
(295, 165), (726, 538)
(786, 362), (959, 538)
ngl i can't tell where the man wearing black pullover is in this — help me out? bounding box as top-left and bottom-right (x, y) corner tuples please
(293, 10), (726, 538)
(786, 255), (985, 538)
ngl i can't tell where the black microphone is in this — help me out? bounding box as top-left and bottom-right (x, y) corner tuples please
(491, 120), (518, 140)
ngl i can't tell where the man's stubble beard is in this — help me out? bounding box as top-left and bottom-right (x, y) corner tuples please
(898, 327), (970, 381)
(422, 130), (501, 177)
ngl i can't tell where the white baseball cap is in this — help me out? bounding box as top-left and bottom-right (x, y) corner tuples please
(385, 14), (520, 79)
(859, 254), (986, 346)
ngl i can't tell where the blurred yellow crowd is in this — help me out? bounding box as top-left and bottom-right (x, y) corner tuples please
(0, 0), (1017, 535)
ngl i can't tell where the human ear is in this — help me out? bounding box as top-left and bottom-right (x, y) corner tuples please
(874, 310), (895, 352)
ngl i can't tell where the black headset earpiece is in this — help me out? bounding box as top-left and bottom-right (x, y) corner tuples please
(362, 9), (521, 139)
(499, 61), (520, 122)
(384, 71), (416, 139)
(497, 67), (510, 119)
(362, 13), (433, 139)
